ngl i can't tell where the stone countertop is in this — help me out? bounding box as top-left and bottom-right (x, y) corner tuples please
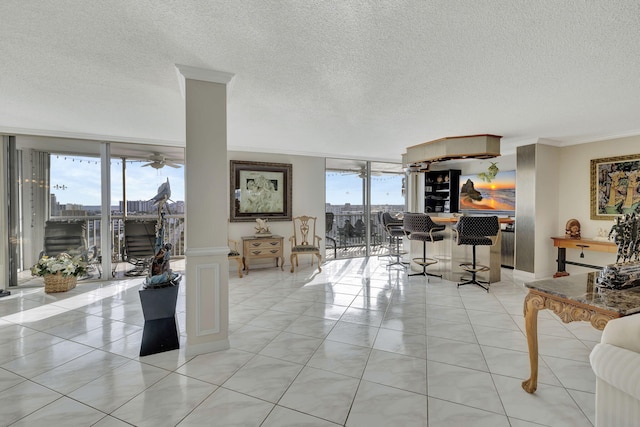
(525, 272), (640, 316)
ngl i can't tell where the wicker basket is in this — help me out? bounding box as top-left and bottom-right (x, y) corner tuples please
(44, 273), (77, 293)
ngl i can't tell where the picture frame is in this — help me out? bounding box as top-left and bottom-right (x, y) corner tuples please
(230, 160), (292, 222)
(590, 154), (640, 220)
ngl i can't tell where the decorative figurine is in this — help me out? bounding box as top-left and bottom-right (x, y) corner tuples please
(609, 212), (640, 263)
(598, 212), (640, 290)
(255, 218), (272, 237)
(565, 218), (581, 239)
(143, 179), (180, 288)
(593, 227), (610, 241)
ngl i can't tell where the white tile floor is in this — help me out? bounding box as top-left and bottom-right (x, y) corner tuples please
(0, 258), (599, 426)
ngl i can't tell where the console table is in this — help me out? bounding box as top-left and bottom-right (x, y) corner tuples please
(521, 272), (640, 393)
(551, 236), (616, 277)
(242, 235), (285, 274)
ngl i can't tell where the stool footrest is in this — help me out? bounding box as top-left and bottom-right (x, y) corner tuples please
(459, 263), (489, 273)
(413, 257), (437, 267)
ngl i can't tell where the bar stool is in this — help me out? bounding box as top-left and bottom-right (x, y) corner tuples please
(403, 213), (446, 279)
(454, 216), (500, 291)
(381, 212), (408, 269)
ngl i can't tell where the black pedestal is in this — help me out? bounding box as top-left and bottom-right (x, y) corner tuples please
(139, 283), (179, 357)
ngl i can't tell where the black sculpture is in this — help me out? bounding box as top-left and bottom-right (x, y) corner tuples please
(138, 179), (181, 356)
(598, 211), (640, 290)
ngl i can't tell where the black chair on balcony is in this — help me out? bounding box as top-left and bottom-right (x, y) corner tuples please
(122, 220), (157, 276)
(454, 215), (500, 291)
(325, 212), (337, 258)
(41, 220), (99, 278)
(381, 212), (408, 269)
(338, 219), (357, 248)
(403, 213), (445, 279)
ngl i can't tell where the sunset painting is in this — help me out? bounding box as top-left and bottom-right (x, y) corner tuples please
(459, 170), (516, 212)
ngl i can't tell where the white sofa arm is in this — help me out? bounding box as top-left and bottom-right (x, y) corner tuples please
(590, 342), (640, 401)
(601, 314), (640, 353)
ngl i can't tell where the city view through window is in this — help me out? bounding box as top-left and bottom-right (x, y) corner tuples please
(325, 167), (405, 258)
(50, 155), (185, 216)
(49, 154), (186, 260)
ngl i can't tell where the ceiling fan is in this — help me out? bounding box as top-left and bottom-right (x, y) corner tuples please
(141, 153), (181, 169)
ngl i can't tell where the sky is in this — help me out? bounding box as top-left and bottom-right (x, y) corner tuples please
(459, 170), (516, 191)
(50, 155), (185, 206)
(325, 172), (405, 206)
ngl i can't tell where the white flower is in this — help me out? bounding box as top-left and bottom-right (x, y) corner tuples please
(31, 253), (88, 277)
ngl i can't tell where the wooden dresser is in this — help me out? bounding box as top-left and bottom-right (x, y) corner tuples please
(241, 235), (285, 274)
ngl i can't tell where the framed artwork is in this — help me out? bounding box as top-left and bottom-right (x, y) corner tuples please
(230, 160), (292, 222)
(590, 154), (640, 220)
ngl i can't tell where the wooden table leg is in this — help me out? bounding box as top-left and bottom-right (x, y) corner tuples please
(522, 292), (543, 393)
(553, 247), (569, 277)
(236, 258), (243, 278)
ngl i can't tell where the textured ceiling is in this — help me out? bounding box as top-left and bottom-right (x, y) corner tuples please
(1, 1), (639, 162)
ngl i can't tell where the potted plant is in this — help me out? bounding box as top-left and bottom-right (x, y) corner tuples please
(31, 253), (88, 293)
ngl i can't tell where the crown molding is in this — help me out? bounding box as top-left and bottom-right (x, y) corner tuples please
(0, 126), (184, 146)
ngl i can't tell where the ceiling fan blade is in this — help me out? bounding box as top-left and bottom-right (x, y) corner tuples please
(142, 161), (164, 169)
(164, 160), (181, 168)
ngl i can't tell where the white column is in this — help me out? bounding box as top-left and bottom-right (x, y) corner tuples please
(176, 65), (234, 356)
(0, 138), (8, 291)
(100, 143), (112, 279)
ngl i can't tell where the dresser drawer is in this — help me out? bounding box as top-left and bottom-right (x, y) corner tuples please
(247, 239), (281, 250)
(241, 235), (285, 274)
(248, 248), (281, 256)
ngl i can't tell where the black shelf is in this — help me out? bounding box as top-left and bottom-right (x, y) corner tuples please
(424, 170), (461, 213)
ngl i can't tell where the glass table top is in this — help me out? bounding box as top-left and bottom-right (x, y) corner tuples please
(525, 272), (640, 316)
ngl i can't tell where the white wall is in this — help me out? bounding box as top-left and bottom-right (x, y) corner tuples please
(534, 143), (561, 277)
(554, 135), (640, 274)
(227, 151), (326, 270)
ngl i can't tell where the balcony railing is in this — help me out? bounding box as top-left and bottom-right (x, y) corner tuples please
(49, 211), (398, 264)
(48, 214), (185, 262)
(324, 211), (400, 260)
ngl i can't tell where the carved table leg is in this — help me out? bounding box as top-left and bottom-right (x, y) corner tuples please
(522, 292), (543, 393)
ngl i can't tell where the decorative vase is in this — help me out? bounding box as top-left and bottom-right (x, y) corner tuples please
(44, 272), (77, 293)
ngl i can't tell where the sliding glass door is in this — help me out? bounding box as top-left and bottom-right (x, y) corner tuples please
(326, 159), (405, 260)
(5, 137), (184, 287)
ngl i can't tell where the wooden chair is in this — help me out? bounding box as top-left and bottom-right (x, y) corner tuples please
(289, 215), (322, 273)
(228, 239), (243, 278)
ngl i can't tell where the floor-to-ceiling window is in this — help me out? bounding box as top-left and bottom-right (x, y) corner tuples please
(7, 137), (184, 287)
(325, 159), (405, 260)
